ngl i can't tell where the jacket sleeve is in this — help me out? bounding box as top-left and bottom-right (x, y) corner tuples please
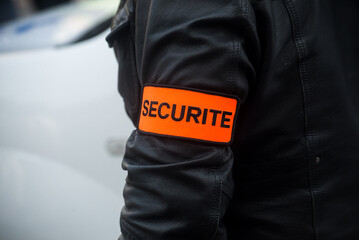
(107, 0), (260, 239)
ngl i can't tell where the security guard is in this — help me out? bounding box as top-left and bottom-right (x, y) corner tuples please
(106, 0), (359, 239)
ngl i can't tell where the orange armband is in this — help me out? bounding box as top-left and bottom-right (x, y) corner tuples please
(138, 85), (239, 144)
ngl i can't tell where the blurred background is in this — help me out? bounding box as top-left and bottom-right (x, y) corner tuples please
(1, 0), (88, 23)
(0, 0), (134, 239)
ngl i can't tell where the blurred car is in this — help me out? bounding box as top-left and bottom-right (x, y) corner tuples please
(0, 1), (134, 239)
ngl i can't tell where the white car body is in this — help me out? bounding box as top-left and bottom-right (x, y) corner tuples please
(0, 1), (133, 239)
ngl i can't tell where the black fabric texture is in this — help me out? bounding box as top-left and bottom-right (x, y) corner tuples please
(107, 0), (359, 239)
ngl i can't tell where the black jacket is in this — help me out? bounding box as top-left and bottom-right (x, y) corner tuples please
(106, 0), (359, 239)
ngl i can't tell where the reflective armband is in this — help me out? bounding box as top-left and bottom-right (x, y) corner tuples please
(138, 85), (239, 144)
